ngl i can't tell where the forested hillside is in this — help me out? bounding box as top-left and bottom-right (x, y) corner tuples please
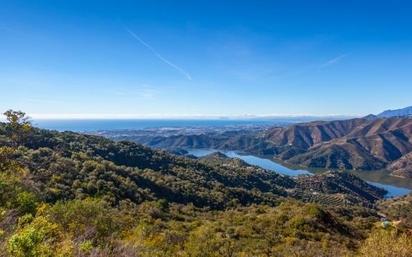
(1, 110), (411, 257)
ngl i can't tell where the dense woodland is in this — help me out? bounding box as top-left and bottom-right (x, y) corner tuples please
(1, 110), (412, 257)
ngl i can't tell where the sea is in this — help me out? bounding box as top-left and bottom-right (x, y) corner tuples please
(33, 119), (286, 132)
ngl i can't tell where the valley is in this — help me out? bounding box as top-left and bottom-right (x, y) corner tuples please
(185, 148), (411, 198)
(96, 117), (412, 179)
(2, 0), (412, 255)
(1, 111), (412, 256)
(92, 116), (412, 200)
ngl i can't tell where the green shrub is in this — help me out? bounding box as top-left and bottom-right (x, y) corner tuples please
(79, 240), (93, 253)
(16, 192), (38, 215)
(8, 216), (59, 257)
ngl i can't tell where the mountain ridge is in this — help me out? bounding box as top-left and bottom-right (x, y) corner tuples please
(378, 106), (412, 118)
(102, 117), (412, 178)
(0, 122), (386, 207)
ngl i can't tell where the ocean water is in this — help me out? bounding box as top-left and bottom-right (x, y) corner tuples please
(33, 119), (283, 132)
(186, 149), (411, 197)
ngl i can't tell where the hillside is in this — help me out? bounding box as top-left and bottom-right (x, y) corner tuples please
(264, 118), (412, 173)
(389, 152), (412, 178)
(114, 117), (412, 177)
(0, 124), (293, 209)
(0, 112), (411, 256)
(0, 122), (385, 208)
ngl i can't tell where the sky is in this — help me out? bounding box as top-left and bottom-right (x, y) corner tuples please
(1, 0), (412, 119)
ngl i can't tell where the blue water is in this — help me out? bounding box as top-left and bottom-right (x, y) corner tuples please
(187, 149), (311, 176)
(33, 119), (283, 132)
(186, 149), (411, 197)
(368, 182), (411, 198)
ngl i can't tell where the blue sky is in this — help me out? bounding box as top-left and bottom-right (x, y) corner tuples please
(1, 0), (412, 118)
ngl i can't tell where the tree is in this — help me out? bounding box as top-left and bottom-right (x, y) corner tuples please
(3, 110), (32, 146)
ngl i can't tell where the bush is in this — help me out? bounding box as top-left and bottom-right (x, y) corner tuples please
(16, 192), (38, 215)
(357, 228), (412, 257)
(7, 216), (59, 257)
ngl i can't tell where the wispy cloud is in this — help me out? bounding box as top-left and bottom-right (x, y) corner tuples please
(256, 53), (349, 81)
(125, 28), (192, 80)
(320, 54), (348, 68)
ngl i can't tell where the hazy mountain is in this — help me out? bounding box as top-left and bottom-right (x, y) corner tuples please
(378, 106), (412, 117)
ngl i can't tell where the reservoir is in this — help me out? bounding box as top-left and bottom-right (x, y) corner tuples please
(186, 149), (412, 198)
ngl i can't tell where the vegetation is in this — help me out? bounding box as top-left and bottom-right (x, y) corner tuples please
(377, 194), (412, 229)
(0, 110), (411, 256)
(112, 117), (412, 176)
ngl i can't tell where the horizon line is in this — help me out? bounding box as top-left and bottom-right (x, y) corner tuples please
(15, 113), (360, 120)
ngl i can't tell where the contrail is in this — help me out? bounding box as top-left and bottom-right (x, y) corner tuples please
(320, 54), (348, 68)
(125, 28), (192, 80)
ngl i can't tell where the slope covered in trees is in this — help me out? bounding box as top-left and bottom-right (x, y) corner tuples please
(1, 116), (304, 209)
(0, 110), (411, 257)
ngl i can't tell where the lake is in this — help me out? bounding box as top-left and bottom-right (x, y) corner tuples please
(187, 149), (311, 176)
(186, 148), (412, 198)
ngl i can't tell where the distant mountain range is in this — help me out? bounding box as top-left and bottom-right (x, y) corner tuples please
(377, 106), (412, 118)
(262, 118), (412, 177)
(101, 116), (412, 178)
